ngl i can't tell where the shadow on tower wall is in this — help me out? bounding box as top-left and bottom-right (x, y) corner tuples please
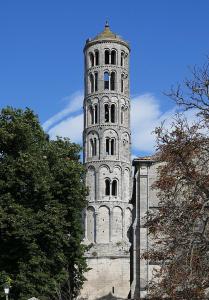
(129, 173), (137, 294)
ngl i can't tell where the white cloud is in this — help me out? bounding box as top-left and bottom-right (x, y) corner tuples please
(131, 94), (199, 154)
(131, 93), (175, 154)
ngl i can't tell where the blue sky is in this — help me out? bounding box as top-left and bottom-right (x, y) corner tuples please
(0, 0), (209, 156)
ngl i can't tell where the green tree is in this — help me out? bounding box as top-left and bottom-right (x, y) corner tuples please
(0, 107), (87, 300)
(143, 59), (209, 299)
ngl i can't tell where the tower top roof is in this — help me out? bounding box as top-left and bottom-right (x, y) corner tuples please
(94, 21), (118, 40)
(84, 22), (130, 50)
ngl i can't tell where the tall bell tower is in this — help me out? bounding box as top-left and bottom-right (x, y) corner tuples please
(81, 23), (132, 300)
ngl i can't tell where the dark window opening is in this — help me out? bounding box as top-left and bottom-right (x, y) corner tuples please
(111, 104), (115, 123)
(94, 105), (98, 124)
(89, 53), (94, 67)
(95, 72), (98, 92)
(90, 74), (94, 93)
(89, 106), (94, 124)
(110, 72), (115, 91)
(95, 51), (99, 65)
(104, 72), (109, 90)
(111, 139), (115, 155)
(111, 50), (116, 65)
(112, 180), (117, 196)
(121, 75), (124, 93)
(105, 179), (110, 195)
(105, 50), (109, 64)
(93, 138), (97, 156)
(112, 287), (115, 294)
(106, 138), (110, 154)
(105, 104), (109, 122)
(121, 52), (124, 66)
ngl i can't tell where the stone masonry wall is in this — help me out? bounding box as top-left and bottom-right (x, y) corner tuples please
(131, 159), (160, 299)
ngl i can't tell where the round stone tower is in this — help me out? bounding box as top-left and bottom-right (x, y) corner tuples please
(81, 23), (132, 300)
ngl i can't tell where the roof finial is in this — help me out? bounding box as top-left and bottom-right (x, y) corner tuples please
(105, 20), (109, 28)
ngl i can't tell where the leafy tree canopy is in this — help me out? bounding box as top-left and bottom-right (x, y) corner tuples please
(144, 59), (209, 299)
(0, 107), (87, 300)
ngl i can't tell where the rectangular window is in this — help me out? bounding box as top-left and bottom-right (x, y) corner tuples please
(104, 72), (109, 90)
(111, 139), (114, 155)
(95, 51), (99, 65)
(106, 138), (110, 154)
(94, 105), (98, 124)
(95, 73), (98, 91)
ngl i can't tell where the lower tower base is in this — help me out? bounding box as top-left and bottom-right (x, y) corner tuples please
(79, 244), (130, 300)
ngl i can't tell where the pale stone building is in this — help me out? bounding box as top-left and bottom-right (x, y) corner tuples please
(80, 23), (133, 300)
(131, 157), (159, 299)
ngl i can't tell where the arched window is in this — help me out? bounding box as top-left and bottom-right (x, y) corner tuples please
(90, 139), (94, 156)
(90, 74), (94, 93)
(104, 72), (109, 90)
(90, 138), (97, 156)
(87, 207), (95, 242)
(111, 139), (115, 155)
(89, 106), (94, 124)
(89, 52), (94, 67)
(94, 104), (98, 124)
(121, 51), (125, 66)
(105, 50), (110, 64)
(89, 105), (98, 125)
(106, 138), (115, 155)
(112, 180), (117, 196)
(95, 50), (99, 65)
(95, 72), (98, 92)
(105, 179), (110, 196)
(111, 50), (116, 65)
(110, 72), (115, 91)
(106, 138), (110, 154)
(111, 104), (115, 123)
(121, 74), (124, 93)
(104, 104), (109, 122)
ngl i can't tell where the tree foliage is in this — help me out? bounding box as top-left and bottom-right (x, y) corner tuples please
(144, 59), (209, 299)
(0, 107), (87, 300)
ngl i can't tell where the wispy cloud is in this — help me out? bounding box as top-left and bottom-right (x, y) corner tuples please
(48, 114), (83, 143)
(43, 91), (196, 156)
(42, 91), (83, 132)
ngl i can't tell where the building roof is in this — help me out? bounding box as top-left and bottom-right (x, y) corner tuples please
(93, 21), (120, 41)
(84, 22), (130, 50)
(132, 155), (156, 165)
(136, 156), (153, 160)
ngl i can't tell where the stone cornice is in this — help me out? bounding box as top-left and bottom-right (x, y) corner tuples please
(85, 160), (131, 166)
(86, 65), (128, 73)
(84, 92), (130, 102)
(83, 124), (131, 133)
(84, 39), (130, 52)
